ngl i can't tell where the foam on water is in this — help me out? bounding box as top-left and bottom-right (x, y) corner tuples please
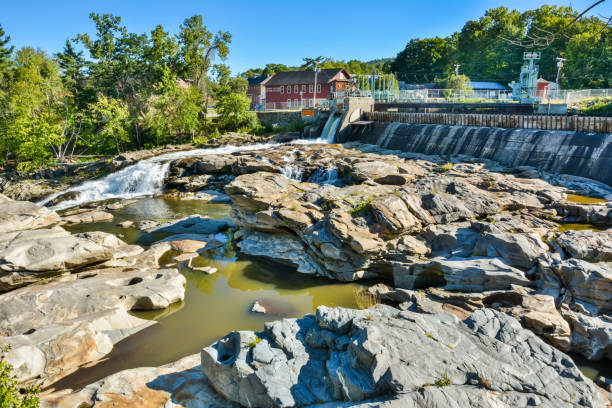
(40, 141), (324, 210)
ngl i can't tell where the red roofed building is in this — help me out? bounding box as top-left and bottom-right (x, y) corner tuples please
(263, 68), (351, 110)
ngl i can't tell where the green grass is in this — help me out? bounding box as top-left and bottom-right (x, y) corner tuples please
(348, 198), (372, 217)
(569, 97), (612, 117)
(440, 162), (453, 172)
(248, 335), (262, 348)
(435, 373), (451, 387)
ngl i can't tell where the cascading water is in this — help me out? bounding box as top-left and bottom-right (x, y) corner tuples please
(280, 150), (304, 181)
(39, 142), (292, 210)
(308, 165), (340, 185)
(320, 114), (342, 143)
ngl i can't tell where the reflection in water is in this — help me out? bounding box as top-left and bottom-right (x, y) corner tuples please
(48, 198), (367, 392)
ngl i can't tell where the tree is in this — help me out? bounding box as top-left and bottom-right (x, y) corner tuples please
(390, 37), (454, 82)
(84, 95), (131, 154)
(217, 93), (257, 131)
(301, 56), (328, 70)
(177, 15), (231, 89)
(2, 47), (65, 170)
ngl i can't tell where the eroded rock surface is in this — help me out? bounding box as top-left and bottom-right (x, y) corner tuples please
(200, 306), (604, 407)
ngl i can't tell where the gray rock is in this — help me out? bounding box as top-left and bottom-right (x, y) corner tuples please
(539, 256), (612, 315)
(556, 230), (612, 262)
(146, 215), (231, 234)
(201, 306), (604, 407)
(472, 231), (548, 268)
(394, 257), (531, 292)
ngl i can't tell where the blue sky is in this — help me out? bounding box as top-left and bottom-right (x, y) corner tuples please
(2, 0), (611, 74)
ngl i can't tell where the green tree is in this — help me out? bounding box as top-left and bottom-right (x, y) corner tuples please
(390, 37), (454, 82)
(2, 47), (65, 170)
(177, 15), (231, 89)
(217, 93), (257, 131)
(84, 95), (131, 154)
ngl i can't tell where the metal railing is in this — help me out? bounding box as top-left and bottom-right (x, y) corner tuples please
(345, 88), (612, 105)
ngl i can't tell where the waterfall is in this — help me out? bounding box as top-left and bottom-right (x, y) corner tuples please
(39, 142), (302, 210)
(280, 151), (304, 181)
(308, 165), (339, 185)
(320, 115), (342, 143)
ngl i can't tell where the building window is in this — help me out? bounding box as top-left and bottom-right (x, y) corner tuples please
(294, 85), (298, 93)
(280, 85), (284, 94)
(317, 83), (321, 93)
(294, 98), (298, 107)
(309, 84), (313, 93)
(287, 85), (291, 94)
(287, 99), (291, 108)
(302, 84), (306, 92)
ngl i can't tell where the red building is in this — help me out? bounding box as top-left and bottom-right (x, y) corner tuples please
(263, 68), (351, 110)
(246, 75), (271, 109)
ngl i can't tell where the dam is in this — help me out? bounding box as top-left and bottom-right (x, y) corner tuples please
(333, 98), (612, 187)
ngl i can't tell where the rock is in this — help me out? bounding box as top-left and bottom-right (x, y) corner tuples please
(171, 239), (209, 253)
(200, 306), (604, 407)
(596, 376), (612, 392)
(394, 257), (531, 292)
(192, 266), (218, 274)
(145, 215), (231, 235)
(556, 230), (612, 262)
(40, 354), (239, 408)
(138, 219), (160, 230)
(118, 220), (134, 228)
(237, 230), (324, 276)
(61, 209), (114, 224)
(43, 190), (81, 208)
(0, 198), (60, 232)
(174, 253), (199, 262)
(0, 267), (186, 386)
(539, 256), (612, 315)
(190, 190), (232, 203)
(472, 232), (548, 268)
(559, 305), (612, 360)
(0, 227), (117, 290)
(251, 301), (266, 314)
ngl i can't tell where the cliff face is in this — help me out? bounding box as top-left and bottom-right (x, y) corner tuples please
(340, 122), (612, 187)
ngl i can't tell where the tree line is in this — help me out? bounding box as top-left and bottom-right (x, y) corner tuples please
(389, 5), (611, 88)
(242, 5), (610, 89)
(0, 14), (256, 171)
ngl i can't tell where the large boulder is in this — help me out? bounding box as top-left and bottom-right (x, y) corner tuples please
(200, 306), (604, 407)
(556, 230), (612, 262)
(472, 232), (548, 268)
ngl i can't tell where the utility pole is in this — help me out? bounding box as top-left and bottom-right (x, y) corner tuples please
(454, 64), (461, 76)
(313, 60), (320, 109)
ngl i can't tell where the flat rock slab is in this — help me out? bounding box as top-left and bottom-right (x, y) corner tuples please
(0, 197), (60, 232)
(40, 354), (239, 408)
(146, 215), (231, 235)
(0, 267), (186, 386)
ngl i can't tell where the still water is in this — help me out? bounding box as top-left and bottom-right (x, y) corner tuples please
(52, 197), (367, 391)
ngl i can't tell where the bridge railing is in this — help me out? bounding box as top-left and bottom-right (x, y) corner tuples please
(363, 111), (612, 133)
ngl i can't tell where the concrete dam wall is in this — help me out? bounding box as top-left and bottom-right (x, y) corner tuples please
(339, 121), (612, 186)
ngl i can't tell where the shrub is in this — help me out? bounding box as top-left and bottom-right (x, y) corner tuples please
(354, 288), (379, 310)
(441, 162), (453, 172)
(0, 345), (39, 408)
(247, 335), (262, 348)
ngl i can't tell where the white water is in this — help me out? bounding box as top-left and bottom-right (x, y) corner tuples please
(39, 142), (298, 210)
(308, 165), (339, 185)
(320, 115), (342, 143)
(279, 150), (304, 181)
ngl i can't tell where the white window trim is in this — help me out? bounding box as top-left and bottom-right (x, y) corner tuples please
(317, 83), (321, 93)
(309, 84), (313, 93)
(287, 86), (291, 94)
(294, 85), (298, 93)
(302, 84), (306, 92)
(280, 85), (284, 94)
(287, 99), (291, 108)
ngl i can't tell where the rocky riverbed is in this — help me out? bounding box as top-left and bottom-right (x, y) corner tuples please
(0, 139), (611, 407)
